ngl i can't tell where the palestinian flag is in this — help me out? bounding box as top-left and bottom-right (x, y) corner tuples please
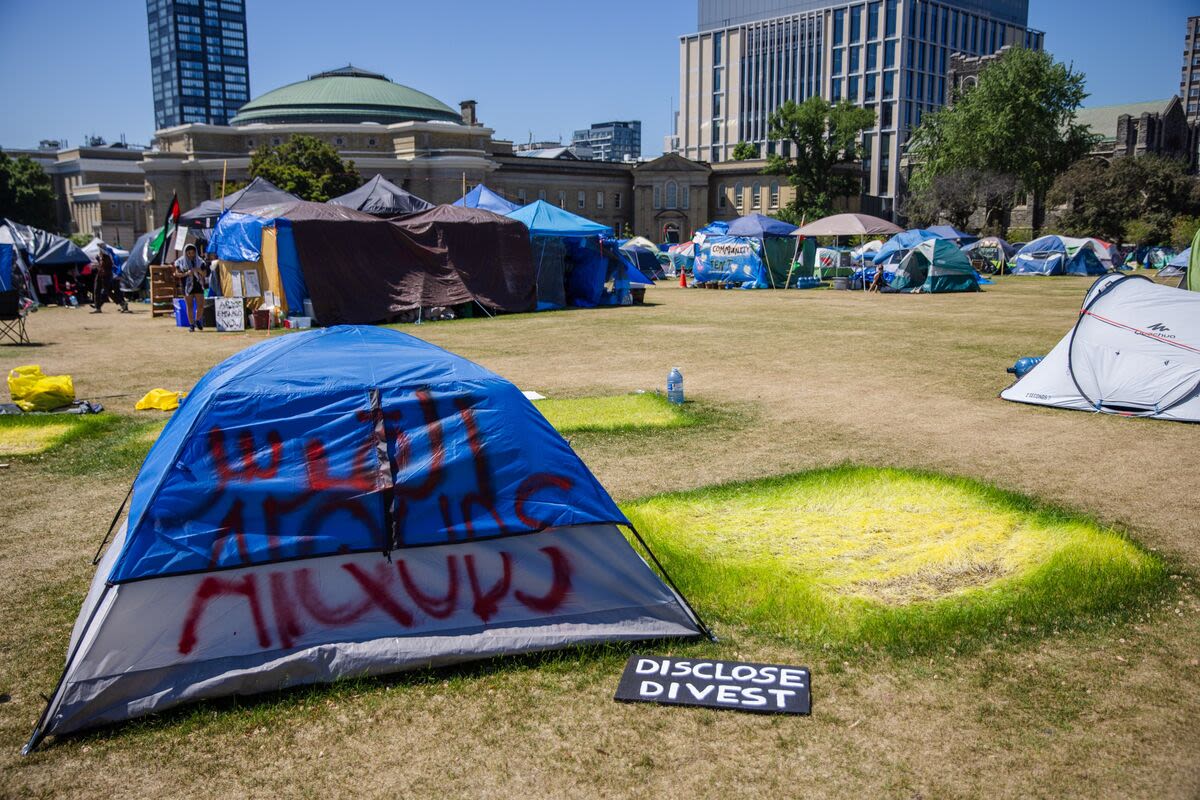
(149, 193), (180, 265)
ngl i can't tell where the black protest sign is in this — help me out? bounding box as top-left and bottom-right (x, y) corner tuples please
(615, 656), (811, 715)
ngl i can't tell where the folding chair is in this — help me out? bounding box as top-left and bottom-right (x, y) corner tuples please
(0, 290), (31, 345)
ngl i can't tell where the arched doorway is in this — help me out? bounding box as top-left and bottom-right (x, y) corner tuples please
(662, 222), (681, 244)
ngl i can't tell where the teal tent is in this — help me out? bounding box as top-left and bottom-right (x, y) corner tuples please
(891, 239), (979, 293)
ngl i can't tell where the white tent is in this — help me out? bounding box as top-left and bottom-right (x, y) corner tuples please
(1001, 274), (1200, 421)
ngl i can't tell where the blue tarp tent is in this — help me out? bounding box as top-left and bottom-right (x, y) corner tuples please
(873, 229), (941, 265)
(506, 201), (615, 308)
(25, 326), (704, 752)
(926, 225), (977, 244)
(455, 185), (520, 214)
(208, 205), (313, 314)
(1011, 236), (1107, 276)
(726, 213), (798, 238)
(0, 244), (14, 292)
(693, 234), (770, 287)
(695, 220), (729, 236)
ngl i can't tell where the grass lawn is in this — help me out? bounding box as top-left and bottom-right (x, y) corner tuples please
(534, 392), (696, 433)
(1, 279), (1198, 799)
(625, 466), (1168, 652)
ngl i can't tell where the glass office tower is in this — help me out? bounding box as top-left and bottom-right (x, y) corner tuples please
(147, 0), (250, 129)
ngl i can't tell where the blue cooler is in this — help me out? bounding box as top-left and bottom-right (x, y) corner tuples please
(173, 298), (189, 327)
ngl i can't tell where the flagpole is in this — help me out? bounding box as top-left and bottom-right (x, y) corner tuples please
(220, 160), (228, 213)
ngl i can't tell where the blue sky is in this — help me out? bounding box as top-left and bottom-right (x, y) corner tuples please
(0, 0), (1192, 153)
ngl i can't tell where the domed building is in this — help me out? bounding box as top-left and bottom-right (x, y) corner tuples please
(139, 65), (778, 243)
(228, 66), (462, 127)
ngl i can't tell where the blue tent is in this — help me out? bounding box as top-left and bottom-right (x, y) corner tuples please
(1168, 247), (1190, 268)
(1011, 236), (1106, 276)
(873, 229), (941, 265)
(506, 200), (613, 237)
(0, 244), (13, 292)
(726, 213), (798, 238)
(455, 185), (520, 214)
(693, 235), (770, 287)
(209, 206), (312, 313)
(26, 326), (704, 751)
(695, 220), (729, 236)
(926, 225), (977, 244)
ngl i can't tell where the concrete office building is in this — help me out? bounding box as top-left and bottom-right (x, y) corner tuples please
(571, 121), (642, 162)
(675, 0), (1043, 215)
(147, 0), (250, 129)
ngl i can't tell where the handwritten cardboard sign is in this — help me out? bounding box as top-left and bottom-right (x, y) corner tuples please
(214, 297), (244, 332)
(615, 656), (810, 715)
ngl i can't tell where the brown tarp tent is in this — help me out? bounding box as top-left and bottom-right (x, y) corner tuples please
(278, 203), (536, 324)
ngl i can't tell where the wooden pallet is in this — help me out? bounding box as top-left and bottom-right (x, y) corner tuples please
(149, 265), (180, 317)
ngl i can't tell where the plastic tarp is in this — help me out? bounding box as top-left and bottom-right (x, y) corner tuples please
(620, 244), (665, 280)
(891, 238), (979, 293)
(872, 229), (941, 265)
(1011, 235), (1106, 276)
(7, 365), (75, 412)
(1002, 274), (1200, 421)
(179, 177), (300, 227)
(1168, 247), (1190, 269)
(926, 225), (976, 243)
(695, 220), (729, 236)
(25, 327), (703, 751)
(119, 229), (159, 291)
(329, 174), (433, 217)
(455, 184), (520, 214)
(693, 235), (768, 287)
(506, 200), (613, 237)
(0, 244), (13, 292)
(2, 219), (90, 266)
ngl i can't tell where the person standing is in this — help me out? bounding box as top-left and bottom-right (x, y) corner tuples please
(174, 244), (208, 331)
(90, 248), (128, 313)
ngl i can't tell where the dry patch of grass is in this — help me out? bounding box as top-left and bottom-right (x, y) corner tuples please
(624, 466), (1168, 652)
(534, 393), (696, 434)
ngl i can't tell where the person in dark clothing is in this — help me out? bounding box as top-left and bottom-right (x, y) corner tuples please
(174, 244), (207, 331)
(869, 265), (887, 293)
(90, 249), (128, 313)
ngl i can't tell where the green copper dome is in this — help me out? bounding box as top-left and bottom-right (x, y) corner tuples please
(229, 66), (461, 126)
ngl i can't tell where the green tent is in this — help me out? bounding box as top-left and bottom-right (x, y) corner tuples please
(786, 237), (817, 284)
(891, 239), (979, 293)
(1188, 228), (1200, 293)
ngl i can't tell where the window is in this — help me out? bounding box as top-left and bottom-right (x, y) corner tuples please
(653, 185), (661, 209)
(833, 48), (844, 74)
(557, 190), (567, 208)
(577, 190), (586, 210)
(718, 185), (727, 209)
(885, 0), (897, 37)
(751, 183), (761, 209)
(682, 185), (690, 210)
(769, 182), (779, 208)
(848, 76), (860, 102)
(517, 189), (527, 204)
(850, 46), (860, 72)
(272, 137), (281, 145)
(596, 191), (604, 209)
(713, 31), (724, 65)
(665, 180), (678, 209)
(883, 71), (895, 100)
(713, 68), (722, 92)
(868, 1), (880, 39)
(850, 5), (862, 43)
(334, 137), (344, 146)
(538, 189), (547, 201)
(881, 102), (894, 128)
(367, 137), (376, 146)
(833, 8), (845, 43)
(867, 43), (878, 70)
(712, 94), (722, 118)
(734, 182), (744, 208)
(866, 74), (877, 101)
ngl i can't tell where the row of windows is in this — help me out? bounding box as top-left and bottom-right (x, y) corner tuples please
(832, 39), (897, 75)
(653, 181), (690, 210)
(832, 1), (899, 46)
(716, 182), (781, 211)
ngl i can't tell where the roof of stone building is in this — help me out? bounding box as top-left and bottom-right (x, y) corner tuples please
(1074, 99), (1173, 143)
(230, 65), (461, 127)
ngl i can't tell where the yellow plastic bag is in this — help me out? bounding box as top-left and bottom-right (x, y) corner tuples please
(7, 365), (76, 412)
(135, 388), (186, 412)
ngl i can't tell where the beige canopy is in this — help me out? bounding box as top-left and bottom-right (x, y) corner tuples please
(791, 213), (903, 237)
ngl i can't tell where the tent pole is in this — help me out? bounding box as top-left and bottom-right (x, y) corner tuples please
(625, 523), (717, 642)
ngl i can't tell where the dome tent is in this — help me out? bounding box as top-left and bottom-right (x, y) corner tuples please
(1010, 235), (1106, 276)
(891, 238), (979, 293)
(24, 327), (705, 752)
(1001, 274), (1200, 421)
(455, 185), (520, 214)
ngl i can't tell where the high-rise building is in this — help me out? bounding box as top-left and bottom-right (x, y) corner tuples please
(571, 121), (642, 162)
(675, 0), (1042, 213)
(146, 0), (250, 130)
(1183, 15), (1200, 122)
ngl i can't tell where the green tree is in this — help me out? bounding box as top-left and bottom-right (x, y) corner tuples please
(1171, 214), (1200, 250)
(731, 141), (759, 161)
(763, 97), (875, 222)
(0, 149), (58, 231)
(1049, 155), (1198, 243)
(247, 135), (361, 202)
(908, 47), (1095, 234)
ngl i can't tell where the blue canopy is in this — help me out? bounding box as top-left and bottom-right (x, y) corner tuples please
(872, 229), (941, 264)
(506, 200), (613, 237)
(455, 185), (520, 214)
(726, 213), (798, 238)
(108, 326), (628, 583)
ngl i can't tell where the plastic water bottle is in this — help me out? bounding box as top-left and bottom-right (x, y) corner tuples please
(667, 367), (684, 405)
